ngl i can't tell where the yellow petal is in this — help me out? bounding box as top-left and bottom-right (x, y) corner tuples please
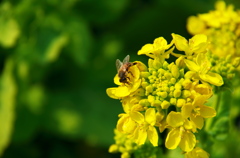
(167, 111), (184, 127)
(117, 115), (128, 132)
(114, 74), (121, 85)
(106, 88), (119, 99)
(196, 53), (210, 69)
(115, 86), (131, 97)
(190, 114), (204, 129)
(134, 126), (147, 145)
(129, 78), (142, 93)
(192, 95), (209, 107)
(184, 59), (200, 72)
(181, 103), (193, 118)
(172, 33), (189, 52)
(179, 130), (196, 152)
(183, 119), (194, 130)
(165, 128), (181, 149)
(195, 147), (210, 158)
(138, 44), (154, 58)
(145, 108), (156, 126)
(153, 37), (168, 47)
(129, 65), (140, 82)
(200, 105), (216, 118)
(134, 61), (148, 71)
(190, 34), (208, 53)
(159, 119), (167, 133)
(200, 72), (224, 86)
(194, 83), (212, 96)
(123, 117), (137, 133)
(130, 111), (144, 124)
(147, 126), (158, 146)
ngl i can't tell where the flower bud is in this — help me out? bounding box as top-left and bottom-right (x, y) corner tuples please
(233, 57), (240, 68)
(139, 99), (150, 106)
(146, 85), (153, 93)
(161, 100), (170, 109)
(182, 90), (191, 98)
(182, 79), (192, 89)
(170, 98), (177, 105)
(171, 64), (180, 78)
(173, 89), (181, 98)
(177, 98), (186, 107)
(109, 144), (118, 153)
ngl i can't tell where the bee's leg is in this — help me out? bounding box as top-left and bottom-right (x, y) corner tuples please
(129, 71), (134, 77)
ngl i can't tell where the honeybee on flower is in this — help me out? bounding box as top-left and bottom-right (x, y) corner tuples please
(116, 55), (136, 84)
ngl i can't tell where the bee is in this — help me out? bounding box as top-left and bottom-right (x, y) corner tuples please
(116, 55), (136, 84)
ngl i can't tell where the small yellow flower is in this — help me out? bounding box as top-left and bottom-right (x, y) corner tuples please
(171, 33), (208, 57)
(187, 1), (240, 59)
(130, 108), (158, 146)
(187, 16), (206, 35)
(198, 1), (240, 28)
(181, 95), (216, 129)
(138, 37), (174, 63)
(165, 111), (196, 152)
(106, 63), (142, 99)
(184, 53), (224, 86)
(117, 97), (144, 134)
(185, 147), (209, 158)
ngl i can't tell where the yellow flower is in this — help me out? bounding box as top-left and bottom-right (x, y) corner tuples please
(171, 33), (208, 57)
(185, 147), (209, 158)
(199, 1), (240, 28)
(184, 53), (224, 86)
(138, 37), (174, 63)
(117, 97), (144, 134)
(106, 63), (142, 99)
(165, 111), (196, 152)
(181, 95), (216, 129)
(186, 1), (240, 58)
(130, 108), (158, 146)
(187, 16), (206, 35)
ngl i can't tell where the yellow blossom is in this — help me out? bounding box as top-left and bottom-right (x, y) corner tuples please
(165, 111), (196, 152)
(185, 147), (209, 158)
(138, 37), (174, 63)
(187, 1), (240, 58)
(171, 33), (208, 57)
(106, 63), (142, 99)
(117, 97), (144, 134)
(181, 95), (216, 129)
(184, 53), (224, 86)
(130, 108), (158, 146)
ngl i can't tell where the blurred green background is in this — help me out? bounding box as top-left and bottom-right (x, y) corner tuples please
(0, 0), (240, 158)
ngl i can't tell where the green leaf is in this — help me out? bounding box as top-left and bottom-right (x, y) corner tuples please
(65, 19), (93, 66)
(45, 34), (68, 63)
(0, 59), (17, 155)
(0, 2), (20, 48)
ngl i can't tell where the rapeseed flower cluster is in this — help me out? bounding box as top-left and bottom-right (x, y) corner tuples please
(107, 33), (222, 158)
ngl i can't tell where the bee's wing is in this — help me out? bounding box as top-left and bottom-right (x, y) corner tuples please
(116, 59), (123, 71)
(123, 55), (130, 64)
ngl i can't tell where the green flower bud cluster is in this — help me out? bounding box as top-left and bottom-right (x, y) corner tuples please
(109, 129), (138, 158)
(209, 53), (240, 81)
(139, 59), (194, 110)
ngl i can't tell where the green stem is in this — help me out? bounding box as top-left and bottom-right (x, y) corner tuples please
(205, 91), (221, 131)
